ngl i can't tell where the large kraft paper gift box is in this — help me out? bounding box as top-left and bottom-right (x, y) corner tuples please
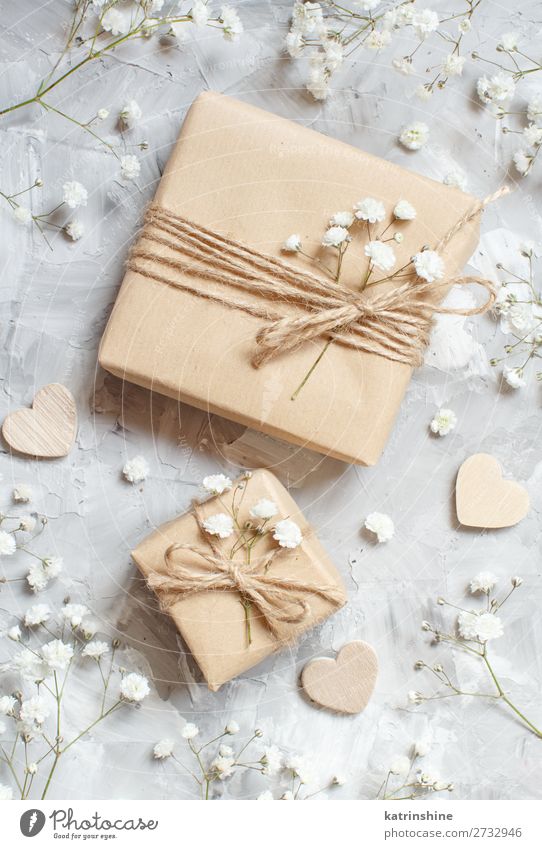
(99, 91), (482, 465)
(132, 469), (347, 691)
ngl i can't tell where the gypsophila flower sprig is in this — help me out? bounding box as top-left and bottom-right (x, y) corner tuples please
(152, 724), (340, 800)
(200, 473), (303, 645)
(0, 603), (150, 799)
(283, 195), (444, 398)
(0, 489), (64, 595)
(286, 0), (484, 102)
(411, 575), (541, 738)
(376, 742), (453, 800)
(0, 0), (243, 231)
(473, 31), (542, 176)
(489, 243), (542, 387)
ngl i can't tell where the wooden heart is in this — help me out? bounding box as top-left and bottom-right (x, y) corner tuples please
(456, 453), (529, 529)
(301, 641), (378, 715)
(2, 384), (77, 458)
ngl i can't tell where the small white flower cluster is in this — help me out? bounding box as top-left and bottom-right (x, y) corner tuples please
(284, 195), (445, 285)
(364, 512), (395, 543)
(429, 408), (457, 437)
(491, 242), (542, 387)
(200, 474), (303, 549)
(382, 740), (453, 799)
(285, 1), (461, 102)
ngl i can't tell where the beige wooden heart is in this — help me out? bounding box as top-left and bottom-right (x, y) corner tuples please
(301, 641), (378, 715)
(2, 384), (77, 458)
(456, 453), (529, 529)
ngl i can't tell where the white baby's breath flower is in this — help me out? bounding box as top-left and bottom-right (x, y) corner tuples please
(249, 499), (278, 520)
(191, 0), (210, 26)
(393, 57), (413, 75)
(202, 512), (234, 539)
(443, 54), (465, 77)
(120, 99), (142, 129)
(120, 154), (141, 181)
(322, 225), (349, 247)
(257, 790), (274, 800)
(43, 556), (62, 578)
(41, 639), (74, 671)
(20, 696), (49, 727)
(153, 739), (174, 759)
(413, 250), (445, 282)
(97, 108), (109, 120)
(511, 575), (523, 587)
(430, 408), (457, 436)
(24, 604), (51, 627)
(285, 31), (303, 58)
(415, 84), (433, 101)
(202, 474), (232, 494)
(27, 563), (48, 592)
(390, 755), (410, 775)
(82, 640), (109, 660)
(365, 511), (395, 543)
(307, 58), (329, 101)
(13, 484), (32, 503)
(513, 150), (532, 176)
(332, 774), (347, 786)
(323, 39), (344, 70)
(357, 0), (380, 12)
(283, 234), (302, 252)
(261, 744), (283, 775)
(123, 455), (149, 484)
(523, 124), (542, 147)
(412, 8), (439, 40)
(354, 197), (386, 223)
(470, 572), (498, 594)
(65, 219), (84, 241)
(330, 211), (354, 228)
(443, 170), (468, 191)
(499, 32), (519, 52)
(211, 755), (235, 778)
(458, 17), (471, 33)
(8, 625), (21, 642)
(26, 763), (38, 775)
(364, 240), (396, 272)
(476, 612), (504, 642)
(366, 29), (391, 50)
(225, 720), (240, 734)
(394, 199), (416, 220)
(399, 122), (429, 151)
(477, 72), (515, 104)
(10, 648), (46, 680)
(292, 0), (325, 36)
(62, 603), (90, 628)
(285, 753), (313, 784)
(0, 531), (16, 556)
(504, 366), (526, 389)
(120, 672), (150, 702)
(273, 518), (302, 549)
(13, 205), (32, 224)
(181, 722), (199, 739)
(457, 610), (479, 639)
(220, 5), (243, 40)
(62, 181), (88, 209)
(0, 784), (13, 800)
(102, 7), (131, 35)
(0, 696), (17, 715)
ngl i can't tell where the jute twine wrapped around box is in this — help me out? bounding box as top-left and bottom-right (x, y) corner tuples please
(145, 502), (345, 644)
(126, 187), (507, 370)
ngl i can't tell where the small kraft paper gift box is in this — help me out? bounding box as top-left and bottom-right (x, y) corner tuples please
(100, 91), (497, 465)
(132, 469), (347, 691)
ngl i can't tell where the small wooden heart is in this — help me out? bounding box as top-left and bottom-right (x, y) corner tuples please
(2, 383), (77, 458)
(456, 453), (529, 529)
(301, 641), (378, 715)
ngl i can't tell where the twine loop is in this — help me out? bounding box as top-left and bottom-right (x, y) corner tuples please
(145, 505), (342, 640)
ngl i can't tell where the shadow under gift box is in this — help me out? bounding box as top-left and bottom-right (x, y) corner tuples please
(131, 469), (347, 691)
(99, 91), (481, 465)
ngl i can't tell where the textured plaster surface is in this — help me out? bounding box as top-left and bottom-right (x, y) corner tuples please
(0, 0), (541, 800)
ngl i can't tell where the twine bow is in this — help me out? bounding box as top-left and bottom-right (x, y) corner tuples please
(146, 506), (344, 641)
(126, 187), (507, 370)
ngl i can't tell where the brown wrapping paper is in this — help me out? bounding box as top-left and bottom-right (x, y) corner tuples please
(132, 468), (346, 691)
(100, 91), (481, 465)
